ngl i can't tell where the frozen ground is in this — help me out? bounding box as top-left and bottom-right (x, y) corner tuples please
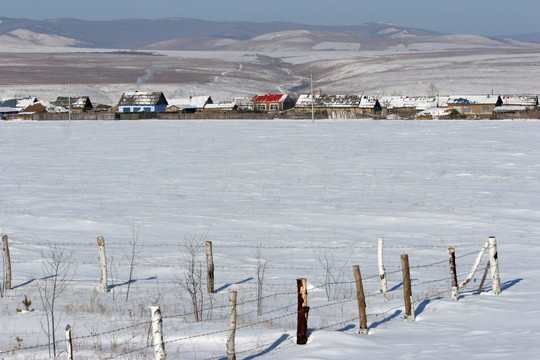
(0, 119), (539, 359)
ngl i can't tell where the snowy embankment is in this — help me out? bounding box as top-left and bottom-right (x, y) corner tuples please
(0, 119), (539, 359)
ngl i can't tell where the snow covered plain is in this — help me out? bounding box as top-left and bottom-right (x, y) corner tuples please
(0, 119), (539, 359)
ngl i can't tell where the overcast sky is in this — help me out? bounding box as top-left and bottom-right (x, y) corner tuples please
(2, 0), (538, 36)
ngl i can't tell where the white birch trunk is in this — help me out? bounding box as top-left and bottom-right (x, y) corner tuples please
(65, 324), (73, 360)
(458, 241), (489, 290)
(205, 241), (214, 294)
(226, 291), (237, 360)
(150, 306), (166, 360)
(489, 236), (501, 295)
(97, 236), (108, 293)
(378, 237), (387, 294)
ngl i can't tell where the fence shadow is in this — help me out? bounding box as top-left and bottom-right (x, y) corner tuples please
(109, 276), (157, 290)
(11, 278), (36, 290)
(243, 333), (290, 360)
(337, 324), (356, 332)
(215, 277), (253, 293)
(369, 309), (402, 330)
(414, 297), (443, 316)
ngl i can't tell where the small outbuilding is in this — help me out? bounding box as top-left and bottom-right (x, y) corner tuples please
(53, 96), (94, 112)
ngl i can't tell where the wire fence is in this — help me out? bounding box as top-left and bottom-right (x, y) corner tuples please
(0, 237), (496, 359)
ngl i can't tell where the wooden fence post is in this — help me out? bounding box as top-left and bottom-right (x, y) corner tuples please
(378, 237), (387, 294)
(477, 260), (491, 295)
(97, 237), (108, 293)
(2, 235), (12, 291)
(65, 324), (73, 360)
(401, 254), (414, 321)
(205, 241), (214, 294)
(448, 248), (458, 300)
(353, 265), (368, 334)
(150, 306), (166, 360)
(226, 291), (237, 360)
(297, 278), (309, 344)
(488, 236), (501, 295)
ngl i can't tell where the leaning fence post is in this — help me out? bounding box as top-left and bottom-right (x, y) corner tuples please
(97, 236), (108, 293)
(448, 248), (458, 300)
(226, 291), (237, 360)
(205, 241), (215, 294)
(378, 237), (387, 294)
(297, 278), (309, 344)
(488, 236), (501, 295)
(2, 235), (12, 291)
(401, 254), (414, 321)
(65, 324), (73, 360)
(150, 306), (166, 360)
(353, 265), (368, 334)
(477, 260), (491, 295)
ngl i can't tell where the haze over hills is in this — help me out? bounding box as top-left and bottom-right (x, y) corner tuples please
(1, 16), (539, 51)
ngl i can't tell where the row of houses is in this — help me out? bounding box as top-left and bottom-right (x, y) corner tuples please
(1, 92), (538, 120)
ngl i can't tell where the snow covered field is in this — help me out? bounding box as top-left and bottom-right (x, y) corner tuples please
(0, 119), (539, 359)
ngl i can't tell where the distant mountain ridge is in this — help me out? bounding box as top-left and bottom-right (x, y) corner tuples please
(0, 17), (539, 50)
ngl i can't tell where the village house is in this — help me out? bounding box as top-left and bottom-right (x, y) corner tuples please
(294, 94), (381, 118)
(118, 91), (168, 113)
(253, 94), (294, 112)
(233, 97), (254, 111)
(168, 96), (213, 112)
(0, 96), (38, 112)
(53, 96), (93, 112)
(446, 95), (503, 118)
(379, 96), (440, 117)
(203, 102), (238, 114)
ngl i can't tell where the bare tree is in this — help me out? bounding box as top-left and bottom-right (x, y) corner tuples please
(125, 223), (142, 302)
(317, 251), (352, 301)
(253, 243), (268, 316)
(36, 243), (76, 357)
(175, 232), (208, 322)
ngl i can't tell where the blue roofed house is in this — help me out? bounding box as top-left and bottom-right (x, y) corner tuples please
(117, 91), (168, 113)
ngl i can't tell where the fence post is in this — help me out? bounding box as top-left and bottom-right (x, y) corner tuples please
(226, 291), (237, 360)
(150, 306), (166, 360)
(477, 260), (491, 295)
(353, 265), (368, 334)
(65, 324), (73, 360)
(488, 237), (501, 295)
(205, 241), (214, 294)
(448, 248), (458, 300)
(378, 237), (387, 294)
(2, 235), (12, 291)
(297, 278), (309, 344)
(401, 254), (414, 321)
(97, 236), (108, 293)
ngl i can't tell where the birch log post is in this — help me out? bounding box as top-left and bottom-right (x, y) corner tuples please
(97, 236), (108, 293)
(459, 241), (489, 290)
(65, 325), (73, 360)
(353, 265), (368, 334)
(2, 235), (12, 291)
(488, 236), (501, 295)
(378, 237), (387, 294)
(150, 306), (166, 360)
(205, 241), (214, 294)
(448, 248), (458, 300)
(477, 260), (491, 295)
(226, 291), (237, 360)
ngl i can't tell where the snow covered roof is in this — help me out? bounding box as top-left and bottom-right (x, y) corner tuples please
(500, 95), (538, 106)
(205, 102), (236, 110)
(0, 96), (38, 110)
(447, 95), (501, 105)
(0, 107), (19, 114)
(118, 92), (168, 106)
(296, 94), (362, 108)
(168, 96), (212, 109)
(53, 96), (93, 110)
(379, 96), (438, 109)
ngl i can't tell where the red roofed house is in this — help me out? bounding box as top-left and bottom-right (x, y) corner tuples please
(252, 94), (294, 112)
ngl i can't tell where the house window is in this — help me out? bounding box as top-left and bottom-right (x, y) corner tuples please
(269, 104), (279, 111)
(481, 106), (490, 113)
(257, 104), (266, 111)
(133, 107), (141, 112)
(143, 107), (152, 112)
(464, 106), (473, 113)
(122, 108), (131, 113)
